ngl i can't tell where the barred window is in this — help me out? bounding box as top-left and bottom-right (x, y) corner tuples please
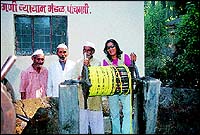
(14, 15), (68, 56)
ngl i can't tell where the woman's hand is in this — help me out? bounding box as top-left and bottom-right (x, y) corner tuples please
(130, 52), (137, 62)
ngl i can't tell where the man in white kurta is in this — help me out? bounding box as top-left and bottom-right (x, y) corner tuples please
(47, 43), (75, 97)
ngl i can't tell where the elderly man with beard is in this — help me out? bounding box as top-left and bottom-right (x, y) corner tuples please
(47, 43), (75, 97)
(19, 49), (48, 99)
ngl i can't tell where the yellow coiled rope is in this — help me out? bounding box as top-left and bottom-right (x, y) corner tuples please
(88, 65), (132, 96)
(88, 66), (115, 96)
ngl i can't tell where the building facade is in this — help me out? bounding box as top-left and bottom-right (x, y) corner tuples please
(1, 1), (144, 99)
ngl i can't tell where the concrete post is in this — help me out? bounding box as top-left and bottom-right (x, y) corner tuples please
(58, 84), (79, 134)
(133, 78), (161, 134)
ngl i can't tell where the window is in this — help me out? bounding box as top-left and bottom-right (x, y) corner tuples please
(14, 15), (68, 55)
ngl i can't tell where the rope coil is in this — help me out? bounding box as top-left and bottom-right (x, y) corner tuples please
(87, 65), (132, 96)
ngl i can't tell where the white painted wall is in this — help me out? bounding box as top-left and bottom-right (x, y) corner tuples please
(1, 1), (144, 99)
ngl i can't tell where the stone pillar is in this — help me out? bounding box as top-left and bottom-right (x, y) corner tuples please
(133, 77), (161, 134)
(144, 78), (161, 134)
(59, 84), (79, 134)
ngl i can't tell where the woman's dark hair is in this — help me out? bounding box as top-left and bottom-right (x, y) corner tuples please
(103, 39), (123, 62)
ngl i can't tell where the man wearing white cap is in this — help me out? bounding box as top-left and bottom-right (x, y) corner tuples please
(73, 41), (104, 134)
(19, 49), (48, 99)
(47, 43), (75, 97)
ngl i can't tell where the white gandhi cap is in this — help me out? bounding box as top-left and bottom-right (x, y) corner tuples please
(57, 43), (68, 49)
(32, 49), (44, 56)
(84, 41), (96, 50)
